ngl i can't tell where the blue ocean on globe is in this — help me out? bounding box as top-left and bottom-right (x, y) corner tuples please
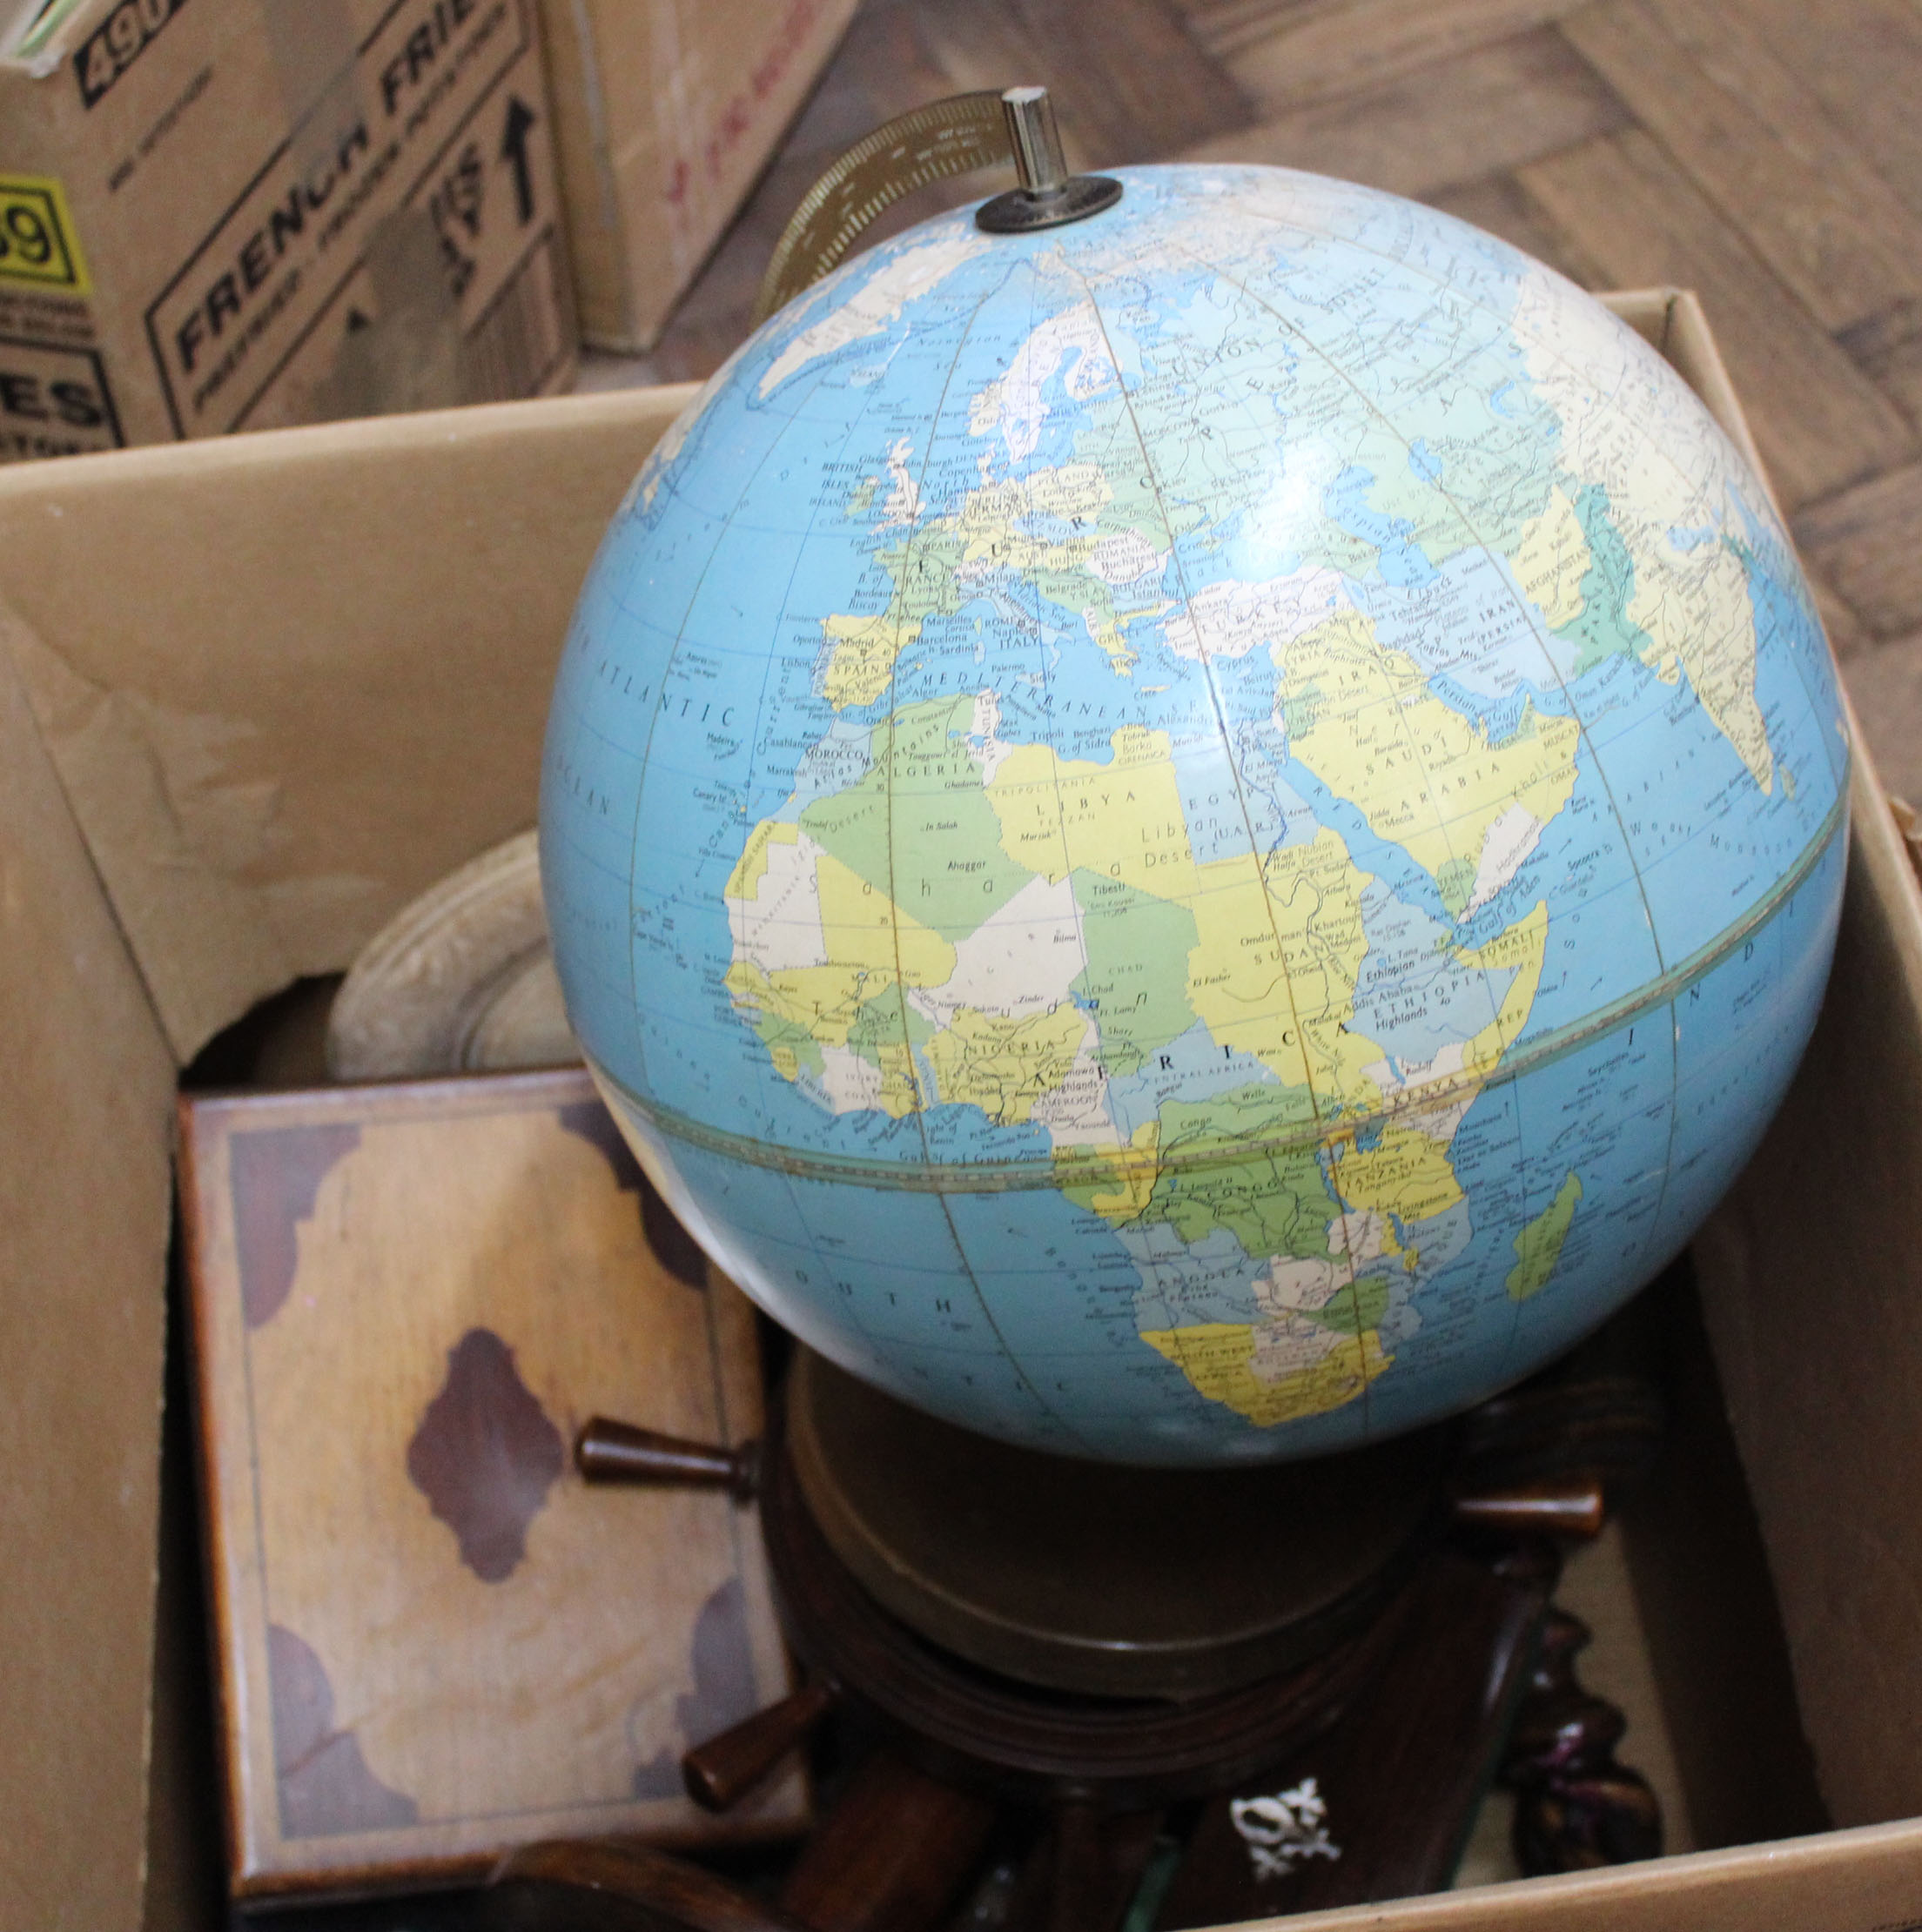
(541, 164), (1848, 1466)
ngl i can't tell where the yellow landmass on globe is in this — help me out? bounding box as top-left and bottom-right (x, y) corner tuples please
(990, 727), (1383, 1107)
(957, 463), (1147, 673)
(726, 818), (792, 902)
(960, 462), (1112, 555)
(1187, 829), (1380, 1104)
(1332, 901), (1546, 1164)
(724, 956), (857, 1053)
(1083, 1120), (1160, 1223)
(871, 1032), (925, 1117)
(725, 850), (954, 1110)
(816, 461), (1152, 710)
(822, 611), (924, 709)
(1511, 272), (1776, 795)
(988, 723), (1199, 893)
(1628, 543), (1775, 793)
(1280, 612), (1579, 904)
(1081, 602), (1139, 674)
(730, 647), (1553, 1286)
(1140, 1321), (1388, 1426)
(817, 849), (954, 983)
(1460, 901), (1550, 1079)
(924, 1001), (1090, 1126)
(727, 954), (930, 1113)
(1327, 1122), (1463, 1240)
(1326, 902), (1549, 1263)
(1508, 1169), (1583, 1300)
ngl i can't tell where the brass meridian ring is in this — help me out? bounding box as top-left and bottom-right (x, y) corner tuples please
(750, 91), (1010, 328)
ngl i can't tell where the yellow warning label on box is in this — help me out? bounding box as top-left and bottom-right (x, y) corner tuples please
(0, 178), (89, 294)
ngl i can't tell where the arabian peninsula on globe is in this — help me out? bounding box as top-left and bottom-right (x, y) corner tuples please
(541, 164), (1849, 1466)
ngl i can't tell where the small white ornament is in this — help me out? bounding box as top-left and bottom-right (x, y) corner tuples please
(1230, 1777), (1342, 1882)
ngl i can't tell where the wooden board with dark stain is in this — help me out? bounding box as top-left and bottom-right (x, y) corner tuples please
(177, 1067), (803, 1899)
(1792, 462), (1922, 644)
(1193, 0), (1596, 111)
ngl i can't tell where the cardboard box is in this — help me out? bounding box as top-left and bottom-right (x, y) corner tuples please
(3, 292), (1920, 1930)
(0, 0), (576, 462)
(536, 0), (857, 352)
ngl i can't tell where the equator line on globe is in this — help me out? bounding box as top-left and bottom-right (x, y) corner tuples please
(541, 88), (1849, 1467)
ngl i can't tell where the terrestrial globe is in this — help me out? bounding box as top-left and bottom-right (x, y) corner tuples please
(541, 159), (1847, 1467)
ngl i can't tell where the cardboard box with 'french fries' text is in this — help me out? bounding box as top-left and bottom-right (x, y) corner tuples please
(0, 0), (576, 462)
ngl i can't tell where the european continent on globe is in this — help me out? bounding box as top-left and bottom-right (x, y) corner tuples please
(541, 164), (1847, 1466)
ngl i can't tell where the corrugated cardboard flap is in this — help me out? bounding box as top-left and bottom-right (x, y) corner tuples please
(0, 613), (176, 1930)
(1692, 720), (1922, 1828)
(1273, 1815), (1922, 1930)
(0, 386), (696, 1061)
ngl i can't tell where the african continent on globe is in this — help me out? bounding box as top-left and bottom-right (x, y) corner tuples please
(541, 164), (1847, 1466)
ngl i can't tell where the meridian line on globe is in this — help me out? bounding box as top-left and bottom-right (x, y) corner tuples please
(1066, 256), (1334, 1128)
(609, 356), (844, 1111)
(719, 248), (1026, 1380)
(872, 265), (1098, 1449)
(1621, 881), (1690, 1336)
(1063, 255), (1384, 1426)
(736, 372), (923, 1222)
(1221, 184), (1804, 652)
(1184, 213), (1792, 816)
(1168, 239), (1683, 990)
(598, 774), (1844, 1194)
(1031, 234), (1672, 1430)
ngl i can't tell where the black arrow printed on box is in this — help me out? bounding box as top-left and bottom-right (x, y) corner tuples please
(501, 96), (536, 225)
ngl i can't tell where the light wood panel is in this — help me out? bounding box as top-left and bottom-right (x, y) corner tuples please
(1839, 302), (1922, 438)
(178, 1069), (802, 1897)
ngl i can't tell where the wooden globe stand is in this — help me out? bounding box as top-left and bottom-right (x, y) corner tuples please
(776, 1353), (1443, 1703)
(500, 1351), (1663, 1932)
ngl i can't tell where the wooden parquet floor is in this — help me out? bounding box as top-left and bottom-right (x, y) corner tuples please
(581, 0), (1922, 795)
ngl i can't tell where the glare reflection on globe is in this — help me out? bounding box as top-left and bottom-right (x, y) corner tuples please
(541, 164), (1847, 1466)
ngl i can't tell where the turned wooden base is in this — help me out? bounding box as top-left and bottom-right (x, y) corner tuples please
(523, 1352), (1670, 1932)
(760, 1406), (1427, 1808)
(676, 1360), (1567, 1928)
(784, 1351), (1445, 1700)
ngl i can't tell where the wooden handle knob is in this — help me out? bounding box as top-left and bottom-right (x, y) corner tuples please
(1453, 1478), (1606, 1540)
(779, 1750), (998, 1932)
(682, 1680), (838, 1812)
(576, 1418), (760, 1499)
